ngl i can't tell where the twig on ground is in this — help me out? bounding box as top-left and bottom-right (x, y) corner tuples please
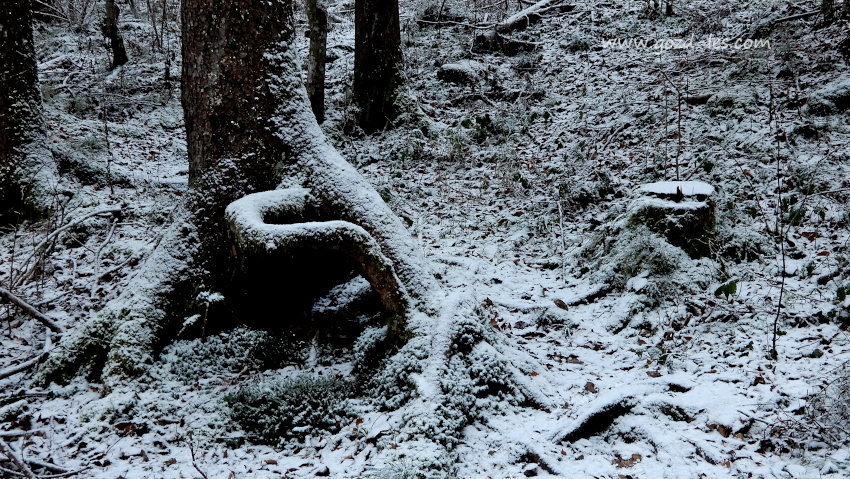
(92, 218), (118, 290)
(0, 288), (63, 334)
(97, 253), (140, 281)
(24, 459), (67, 474)
(0, 431), (45, 439)
(14, 207), (123, 287)
(0, 440), (37, 479)
(0, 332), (54, 380)
(188, 436), (209, 479)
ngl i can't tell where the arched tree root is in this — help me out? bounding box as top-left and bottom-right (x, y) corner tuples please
(225, 188), (410, 338)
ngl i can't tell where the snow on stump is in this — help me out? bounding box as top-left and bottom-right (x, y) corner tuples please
(804, 77), (850, 116)
(629, 181), (716, 259)
(436, 61), (481, 85)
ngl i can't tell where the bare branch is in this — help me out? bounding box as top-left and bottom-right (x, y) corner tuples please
(0, 440), (37, 479)
(0, 288), (63, 333)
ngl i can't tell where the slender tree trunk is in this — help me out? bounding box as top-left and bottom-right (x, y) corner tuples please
(0, 0), (50, 225)
(102, 0), (129, 68)
(354, 0), (402, 132)
(306, 0), (327, 123)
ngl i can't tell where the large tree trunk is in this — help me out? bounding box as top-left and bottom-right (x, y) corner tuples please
(306, 0), (327, 123)
(0, 0), (56, 225)
(354, 0), (402, 132)
(40, 0), (435, 388)
(37, 2), (537, 473)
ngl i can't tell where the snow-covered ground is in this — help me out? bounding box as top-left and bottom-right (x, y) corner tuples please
(2, 0), (850, 477)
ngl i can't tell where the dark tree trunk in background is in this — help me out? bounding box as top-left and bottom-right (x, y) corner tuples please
(0, 0), (44, 225)
(102, 0), (129, 68)
(821, 0), (835, 22)
(354, 0), (402, 132)
(306, 0), (327, 123)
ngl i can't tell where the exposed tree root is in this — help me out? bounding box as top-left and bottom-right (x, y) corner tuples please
(36, 7), (543, 476)
(225, 188), (410, 338)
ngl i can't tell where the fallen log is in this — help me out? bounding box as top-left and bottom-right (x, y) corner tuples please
(683, 93), (713, 106)
(496, 0), (575, 33)
(473, 0), (575, 54)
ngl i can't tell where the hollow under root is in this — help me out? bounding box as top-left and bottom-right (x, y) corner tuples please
(225, 188), (410, 340)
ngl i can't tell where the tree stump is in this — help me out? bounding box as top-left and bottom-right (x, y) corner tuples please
(629, 181), (715, 258)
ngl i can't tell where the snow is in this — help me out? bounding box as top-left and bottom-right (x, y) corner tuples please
(639, 181), (716, 198)
(1, 0), (850, 478)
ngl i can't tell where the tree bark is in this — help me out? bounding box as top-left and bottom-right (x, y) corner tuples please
(0, 0), (53, 225)
(306, 0), (327, 123)
(101, 0), (129, 69)
(354, 0), (402, 132)
(41, 0), (435, 387)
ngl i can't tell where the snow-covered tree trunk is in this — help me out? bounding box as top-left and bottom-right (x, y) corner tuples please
(37, 3), (535, 474)
(0, 0), (56, 225)
(354, 0), (402, 132)
(39, 0), (436, 387)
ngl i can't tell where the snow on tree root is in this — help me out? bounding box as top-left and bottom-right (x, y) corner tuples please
(36, 210), (198, 388)
(225, 188), (410, 339)
(265, 45), (439, 316)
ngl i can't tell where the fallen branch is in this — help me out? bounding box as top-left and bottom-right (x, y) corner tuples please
(0, 333), (54, 380)
(0, 440), (36, 479)
(473, 0), (575, 54)
(772, 9), (820, 25)
(0, 288), (63, 334)
(36, 467), (92, 479)
(0, 358), (41, 381)
(13, 207), (123, 287)
(23, 459), (67, 474)
(415, 18), (491, 29)
(0, 431), (44, 439)
(496, 0), (575, 33)
(744, 9), (819, 40)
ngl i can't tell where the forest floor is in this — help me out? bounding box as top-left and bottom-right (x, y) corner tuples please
(2, 0), (850, 478)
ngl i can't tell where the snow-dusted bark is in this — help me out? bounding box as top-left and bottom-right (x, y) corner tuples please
(0, 0), (58, 225)
(38, 2), (538, 475)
